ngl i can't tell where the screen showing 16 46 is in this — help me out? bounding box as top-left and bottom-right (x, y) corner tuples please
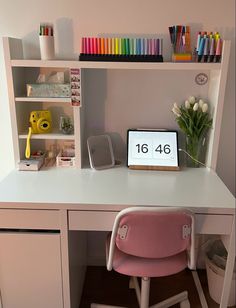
(127, 129), (179, 169)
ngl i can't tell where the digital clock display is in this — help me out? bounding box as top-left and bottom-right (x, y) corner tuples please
(127, 129), (179, 168)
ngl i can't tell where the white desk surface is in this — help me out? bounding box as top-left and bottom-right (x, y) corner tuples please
(0, 167), (234, 214)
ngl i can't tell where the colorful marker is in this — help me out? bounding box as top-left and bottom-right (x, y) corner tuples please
(209, 37), (215, 62)
(198, 37), (205, 62)
(203, 37), (209, 62)
(215, 38), (222, 62)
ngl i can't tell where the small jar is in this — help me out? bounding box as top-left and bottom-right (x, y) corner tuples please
(59, 116), (74, 135)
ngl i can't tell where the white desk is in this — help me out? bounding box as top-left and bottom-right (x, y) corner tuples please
(0, 167), (235, 308)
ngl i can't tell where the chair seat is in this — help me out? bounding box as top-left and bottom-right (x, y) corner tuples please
(107, 235), (188, 278)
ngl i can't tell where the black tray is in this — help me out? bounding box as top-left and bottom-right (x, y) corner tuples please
(79, 54), (163, 62)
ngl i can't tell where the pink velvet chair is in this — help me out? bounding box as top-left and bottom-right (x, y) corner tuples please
(91, 207), (195, 308)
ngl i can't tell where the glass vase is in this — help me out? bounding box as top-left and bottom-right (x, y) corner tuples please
(185, 136), (205, 168)
(59, 116), (74, 135)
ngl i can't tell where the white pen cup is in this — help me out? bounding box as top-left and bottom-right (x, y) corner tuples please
(39, 35), (55, 60)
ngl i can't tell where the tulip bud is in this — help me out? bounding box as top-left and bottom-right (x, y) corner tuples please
(185, 100), (191, 109)
(202, 103), (208, 113)
(188, 96), (195, 104)
(173, 103), (181, 113)
(172, 107), (181, 117)
(199, 99), (204, 108)
(193, 103), (199, 111)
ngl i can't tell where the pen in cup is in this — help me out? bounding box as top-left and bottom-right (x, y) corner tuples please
(39, 23), (55, 60)
(40, 23), (53, 36)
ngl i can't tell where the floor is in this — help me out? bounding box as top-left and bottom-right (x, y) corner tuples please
(79, 266), (232, 308)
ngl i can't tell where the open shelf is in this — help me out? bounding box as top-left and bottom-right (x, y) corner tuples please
(15, 97), (71, 103)
(11, 59), (221, 70)
(18, 132), (75, 140)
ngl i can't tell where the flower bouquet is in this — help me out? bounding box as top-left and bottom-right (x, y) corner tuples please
(172, 96), (213, 167)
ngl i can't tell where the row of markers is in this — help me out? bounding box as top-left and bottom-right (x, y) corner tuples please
(81, 37), (163, 56)
(195, 32), (222, 63)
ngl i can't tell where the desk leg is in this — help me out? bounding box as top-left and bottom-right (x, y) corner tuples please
(220, 216), (235, 308)
(60, 209), (71, 308)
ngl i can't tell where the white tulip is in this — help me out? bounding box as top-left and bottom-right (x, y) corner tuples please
(172, 107), (181, 117)
(173, 102), (181, 113)
(202, 103), (208, 113)
(188, 96), (195, 104)
(193, 103), (199, 111)
(199, 99), (204, 108)
(185, 100), (191, 109)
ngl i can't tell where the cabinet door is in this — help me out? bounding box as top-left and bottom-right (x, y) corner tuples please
(0, 232), (63, 308)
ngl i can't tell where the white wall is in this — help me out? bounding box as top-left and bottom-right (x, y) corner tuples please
(0, 0), (235, 195)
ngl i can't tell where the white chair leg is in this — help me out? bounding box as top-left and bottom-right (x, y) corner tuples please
(140, 277), (150, 308)
(91, 304), (127, 308)
(150, 291), (189, 308)
(191, 270), (208, 308)
(180, 298), (190, 308)
(129, 277), (141, 306)
(129, 276), (135, 289)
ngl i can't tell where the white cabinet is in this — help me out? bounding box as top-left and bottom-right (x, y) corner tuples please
(0, 231), (63, 308)
(3, 37), (230, 171)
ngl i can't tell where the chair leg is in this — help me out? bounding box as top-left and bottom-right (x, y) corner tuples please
(191, 270), (208, 308)
(140, 277), (150, 308)
(149, 291), (189, 308)
(129, 277), (141, 306)
(91, 304), (127, 308)
(180, 299), (190, 308)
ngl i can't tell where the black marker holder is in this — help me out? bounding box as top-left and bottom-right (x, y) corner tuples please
(79, 54), (163, 62)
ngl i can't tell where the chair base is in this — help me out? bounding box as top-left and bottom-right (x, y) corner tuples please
(91, 276), (190, 308)
(91, 304), (126, 308)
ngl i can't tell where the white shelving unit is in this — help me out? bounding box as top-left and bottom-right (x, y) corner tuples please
(3, 37), (230, 171)
(3, 37), (83, 168)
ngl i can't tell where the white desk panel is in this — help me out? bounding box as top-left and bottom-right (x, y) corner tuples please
(0, 167), (234, 214)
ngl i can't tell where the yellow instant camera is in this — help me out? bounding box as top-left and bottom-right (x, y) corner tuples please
(29, 110), (52, 134)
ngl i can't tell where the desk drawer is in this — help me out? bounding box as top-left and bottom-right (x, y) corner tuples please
(69, 211), (234, 235)
(0, 209), (60, 230)
(69, 211), (118, 231)
(195, 214), (233, 235)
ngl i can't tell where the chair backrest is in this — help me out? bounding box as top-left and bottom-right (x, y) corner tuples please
(107, 207), (195, 270)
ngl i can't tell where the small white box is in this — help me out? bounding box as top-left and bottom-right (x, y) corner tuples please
(56, 149), (75, 167)
(18, 158), (44, 171)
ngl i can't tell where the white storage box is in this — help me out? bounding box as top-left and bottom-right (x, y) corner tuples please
(56, 149), (75, 167)
(27, 83), (71, 97)
(18, 158), (44, 171)
(205, 254), (236, 306)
